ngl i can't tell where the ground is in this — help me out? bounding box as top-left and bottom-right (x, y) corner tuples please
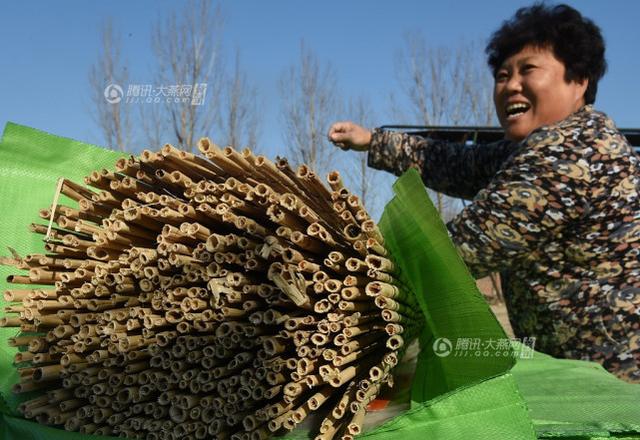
(476, 274), (514, 338)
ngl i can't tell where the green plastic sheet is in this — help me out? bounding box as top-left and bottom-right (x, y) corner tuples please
(369, 168), (535, 438)
(378, 168), (517, 404)
(0, 123), (639, 440)
(0, 123), (124, 417)
(512, 349), (640, 438)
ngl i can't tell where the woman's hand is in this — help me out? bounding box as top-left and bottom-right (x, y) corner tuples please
(327, 121), (372, 151)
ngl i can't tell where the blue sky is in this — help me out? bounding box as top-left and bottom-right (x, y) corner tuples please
(1, 1), (639, 157)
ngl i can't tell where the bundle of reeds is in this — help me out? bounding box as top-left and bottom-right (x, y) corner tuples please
(1, 139), (422, 440)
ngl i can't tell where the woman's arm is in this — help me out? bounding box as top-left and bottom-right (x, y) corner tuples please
(368, 129), (519, 200)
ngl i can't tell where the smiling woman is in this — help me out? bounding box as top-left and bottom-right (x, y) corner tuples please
(494, 46), (588, 141)
(328, 3), (640, 383)
(487, 2), (605, 142)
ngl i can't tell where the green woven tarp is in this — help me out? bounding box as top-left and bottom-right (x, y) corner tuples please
(0, 123), (124, 416)
(377, 167), (517, 403)
(512, 349), (640, 438)
(1, 123), (639, 440)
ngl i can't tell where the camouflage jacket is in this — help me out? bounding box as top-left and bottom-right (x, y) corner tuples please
(368, 105), (640, 382)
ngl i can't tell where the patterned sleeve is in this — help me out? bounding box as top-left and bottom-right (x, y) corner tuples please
(447, 128), (592, 279)
(368, 128), (518, 200)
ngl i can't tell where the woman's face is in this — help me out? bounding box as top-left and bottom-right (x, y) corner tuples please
(493, 45), (588, 142)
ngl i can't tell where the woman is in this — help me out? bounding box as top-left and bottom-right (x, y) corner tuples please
(328, 3), (640, 383)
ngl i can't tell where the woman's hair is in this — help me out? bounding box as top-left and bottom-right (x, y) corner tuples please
(485, 3), (606, 104)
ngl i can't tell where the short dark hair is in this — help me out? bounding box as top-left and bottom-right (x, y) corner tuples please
(485, 3), (606, 104)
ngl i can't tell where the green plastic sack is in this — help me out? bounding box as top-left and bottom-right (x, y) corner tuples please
(366, 168), (535, 439)
(378, 168), (518, 403)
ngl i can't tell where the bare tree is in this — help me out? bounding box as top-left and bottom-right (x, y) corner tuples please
(394, 34), (496, 220)
(343, 96), (381, 214)
(218, 49), (260, 151)
(139, 102), (163, 151)
(397, 35), (495, 126)
(89, 20), (132, 151)
(149, 0), (225, 152)
(396, 34), (504, 304)
(279, 42), (340, 176)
